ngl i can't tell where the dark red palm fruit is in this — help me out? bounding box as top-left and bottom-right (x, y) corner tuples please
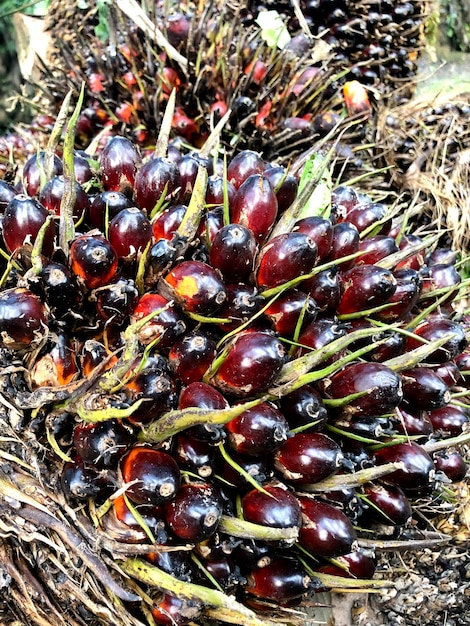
(264, 289), (318, 337)
(323, 362), (403, 419)
(361, 483), (412, 526)
(433, 450), (467, 483)
(178, 381), (229, 443)
(263, 165), (298, 214)
(245, 556), (312, 603)
(255, 232), (318, 291)
(427, 247), (459, 266)
(279, 385), (328, 431)
(165, 12), (191, 47)
(79, 339), (118, 377)
(225, 402), (289, 456)
(120, 446), (180, 505)
(177, 153), (211, 200)
(357, 236), (398, 265)
(108, 207), (152, 261)
(375, 268), (422, 323)
(337, 264), (397, 315)
(373, 442), (435, 493)
(124, 369), (177, 425)
(420, 263), (462, 305)
(336, 416), (395, 439)
(405, 317), (467, 365)
(396, 407), (434, 437)
(172, 108), (199, 143)
(344, 202), (391, 235)
(231, 174), (278, 244)
(302, 267), (341, 313)
(93, 277), (139, 326)
(226, 150), (265, 188)
(209, 224), (258, 282)
(456, 349), (470, 376)
(40, 260), (80, 318)
(112, 494), (166, 543)
(298, 497), (357, 557)
(274, 432), (343, 484)
(331, 185), (359, 217)
(196, 206), (226, 246)
(209, 330), (286, 397)
(173, 434), (215, 479)
(144, 237), (185, 289)
(428, 405), (469, 436)
(100, 135), (141, 196)
(22, 151), (63, 196)
(134, 157), (182, 213)
(369, 330), (406, 362)
(394, 234), (426, 271)
(0, 287), (48, 351)
(432, 361), (462, 387)
(152, 594), (202, 626)
(73, 419), (134, 468)
(0, 179), (17, 211)
(199, 556), (241, 592)
(164, 482), (223, 542)
(311, 111), (340, 136)
(3, 195), (56, 256)
(61, 457), (114, 501)
(241, 485), (302, 530)
(326, 222), (360, 270)
(316, 548), (376, 580)
(160, 260), (226, 315)
(205, 175), (236, 206)
(152, 204), (187, 240)
(131, 293), (186, 348)
(148, 545), (193, 581)
(39, 176), (90, 221)
(218, 450), (268, 489)
(31, 331), (78, 388)
(296, 317), (347, 358)
(89, 190), (133, 230)
(293, 216), (333, 261)
(73, 151), (94, 186)
(401, 367), (450, 411)
(217, 283), (264, 332)
(168, 331), (217, 385)
(69, 234), (118, 290)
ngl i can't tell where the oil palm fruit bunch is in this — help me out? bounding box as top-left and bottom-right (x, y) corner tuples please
(0, 89), (469, 626)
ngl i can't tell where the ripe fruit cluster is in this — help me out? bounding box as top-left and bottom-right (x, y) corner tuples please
(0, 130), (469, 625)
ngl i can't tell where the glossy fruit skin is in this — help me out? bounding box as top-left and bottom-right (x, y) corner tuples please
(205, 175), (236, 206)
(325, 362), (403, 419)
(161, 260), (226, 315)
(375, 268), (422, 322)
(173, 434), (215, 478)
(263, 165), (298, 213)
(93, 277), (139, 327)
(361, 483), (412, 526)
(61, 457), (113, 501)
(178, 381), (229, 443)
(3, 195), (56, 256)
(420, 263), (461, 305)
(39, 176), (90, 221)
(108, 207), (152, 260)
(327, 222), (360, 270)
(152, 593), (202, 625)
(406, 317), (468, 364)
(245, 556), (311, 602)
(396, 407), (434, 437)
(256, 232), (318, 290)
(31, 330), (78, 387)
(120, 446), (181, 506)
(317, 548), (376, 580)
(0, 179), (17, 211)
(131, 293), (186, 349)
(357, 235), (398, 265)
(298, 497), (357, 557)
(22, 151), (62, 196)
(74, 419), (134, 468)
(225, 402), (289, 456)
(302, 268), (341, 313)
(227, 150), (265, 188)
(279, 385), (328, 431)
(241, 485), (302, 529)
(69, 234), (118, 289)
(217, 283), (264, 331)
(401, 367), (451, 411)
(152, 204), (187, 240)
(337, 264), (397, 315)
(209, 224), (258, 282)
(210, 330), (285, 397)
(231, 174), (278, 243)
(134, 157), (181, 212)
(100, 135), (141, 195)
(168, 331), (217, 385)
(89, 190), (133, 230)
(218, 450), (268, 489)
(297, 318), (347, 357)
(434, 450), (468, 482)
(373, 442), (435, 494)
(275, 432), (343, 484)
(293, 216), (333, 261)
(112, 494), (166, 543)
(164, 482), (223, 542)
(264, 290), (318, 337)
(428, 405), (469, 436)
(0, 287), (48, 351)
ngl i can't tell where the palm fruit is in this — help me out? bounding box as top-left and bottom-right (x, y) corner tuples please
(0, 81), (469, 626)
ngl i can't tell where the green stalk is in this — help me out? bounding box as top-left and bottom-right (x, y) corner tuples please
(154, 88), (175, 158)
(119, 559), (286, 626)
(383, 333), (457, 372)
(177, 165), (208, 241)
(375, 233), (441, 270)
(298, 462), (405, 492)
(140, 398), (264, 444)
(217, 442), (272, 496)
(60, 82), (85, 255)
(422, 431), (470, 454)
(218, 515), (299, 542)
(44, 88), (74, 184)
